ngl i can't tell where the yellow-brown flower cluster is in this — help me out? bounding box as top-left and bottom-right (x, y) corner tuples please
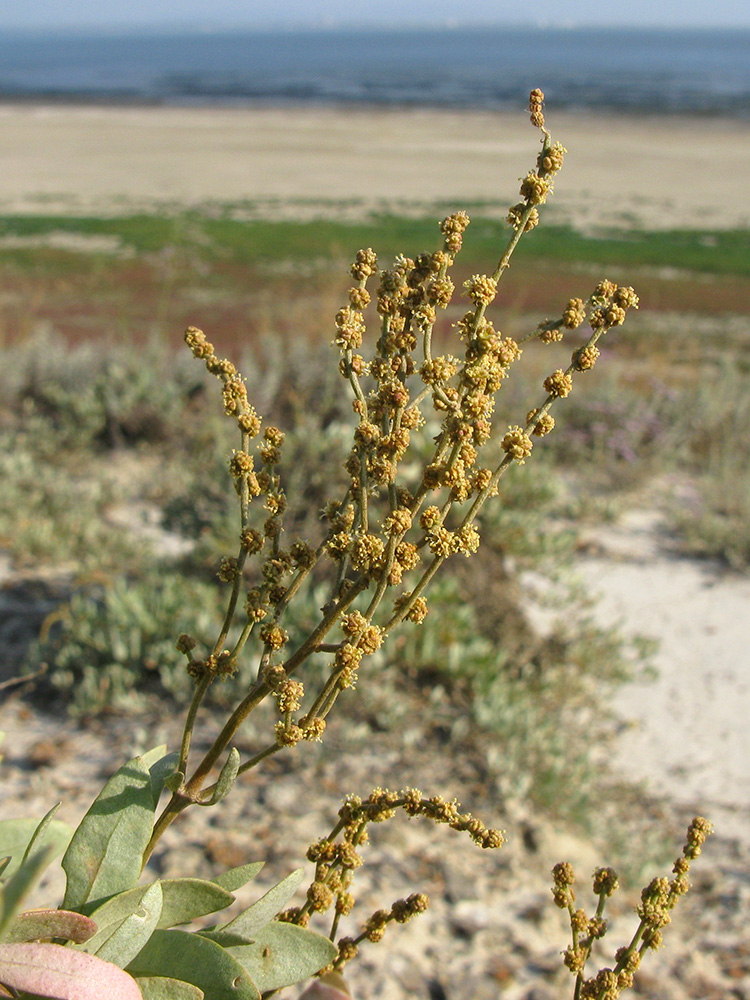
(556, 818), (712, 998)
(184, 326), (261, 436)
(529, 87), (545, 129)
(543, 368), (574, 398)
(501, 425), (534, 463)
(439, 211), (470, 254)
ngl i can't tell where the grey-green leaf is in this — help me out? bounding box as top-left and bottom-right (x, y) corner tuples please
(21, 803), (62, 866)
(218, 868), (304, 938)
(0, 817), (72, 880)
(61, 753), (156, 911)
(228, 923), (338, 992)
(211, 861), (264, 893)
(0, 847), (57, 944)
(146, 750), (181, 808)
(157, 878), (234, 928)
(137, 746), (169, 770)
(136, 975), (205, 1000)
(199, 748), (240, 807)
(81, 881), (163, 967)
(163, 770), (185, 793)
(127, 928), (261, 1000)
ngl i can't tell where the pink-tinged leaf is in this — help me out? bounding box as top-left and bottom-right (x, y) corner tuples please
(0, 941), (142, 1000)
(7, 910), (98, 944)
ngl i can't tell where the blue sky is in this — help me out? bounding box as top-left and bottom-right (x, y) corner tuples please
(1, 0), (749, 29)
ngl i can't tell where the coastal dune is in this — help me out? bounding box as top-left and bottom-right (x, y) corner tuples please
(1, 103), (748, 230)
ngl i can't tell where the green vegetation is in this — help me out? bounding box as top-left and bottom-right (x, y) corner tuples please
(2, 210), (749, 275)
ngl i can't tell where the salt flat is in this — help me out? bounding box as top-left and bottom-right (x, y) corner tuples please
(1, 103), (748, 230)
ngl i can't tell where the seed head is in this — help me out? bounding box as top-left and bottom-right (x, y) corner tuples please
(276, 678), (304, 713)
(543, 369), (573, 398)
(562, 297), (587, 329)
(350, 247), (378, 281)
(527, 408), (555, 436)
(507, 202), (540, 232)
(463, 274), (497, 307)
(573, 345), (600, 371)
(519, 171), (552, 205)
(501, 426), (533, 463)
(592, 867), (619, 896)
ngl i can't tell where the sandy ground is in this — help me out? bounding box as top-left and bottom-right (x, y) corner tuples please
(1, 103), (750, 230)
(575, 506), (750, 848)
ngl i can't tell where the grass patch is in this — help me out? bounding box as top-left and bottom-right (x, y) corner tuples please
(2, 212), (749, 275)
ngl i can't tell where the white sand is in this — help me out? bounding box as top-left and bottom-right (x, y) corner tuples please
(1, 103), (749, 229)
(576, 508), (750, 846)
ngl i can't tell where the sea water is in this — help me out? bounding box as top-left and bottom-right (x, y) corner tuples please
(0, 25), (748, 115)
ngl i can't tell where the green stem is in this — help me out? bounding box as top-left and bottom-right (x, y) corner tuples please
(178, 674), (212, 776)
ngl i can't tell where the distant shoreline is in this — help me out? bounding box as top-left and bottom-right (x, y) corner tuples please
(1, 103), (748, 231)
(2, 95), (748, 122)
(2, 25), (749, 118)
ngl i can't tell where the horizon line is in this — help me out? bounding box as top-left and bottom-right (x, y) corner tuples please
(2, 20), (750, 33)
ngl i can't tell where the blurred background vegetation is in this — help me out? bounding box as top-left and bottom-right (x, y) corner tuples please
(1, 210), (748, 834)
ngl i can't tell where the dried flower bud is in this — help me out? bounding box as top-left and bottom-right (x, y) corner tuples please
(592, 867), (619, 896)
(684, 816), (713, 859)
(501, 426), (533, 463)
(573, 345), (600, 371)
(275, 721), (303, 746)
(519, 171), (551, 205)
(463, 274), (497, 307)
(527, 408), (555, 436)
(543, 369), (573, 398)
(507, 202), (540, 232)
(275, 678), (304, 714)
(357, 624), (384, 654)
(562, 297), (587, 329)
(614, 285), (639, 309)
(218, 556), (239, 583)
(540, 141), (566, 175)
(348, 286), (370, 309)
(261, 622), (289, 651)
(552, 861), (576, 887)
(175, 633), (197, 654)
(350, 247), (378, 280)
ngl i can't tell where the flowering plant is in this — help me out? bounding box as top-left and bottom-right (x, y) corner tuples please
(0, 91), (709, 1000)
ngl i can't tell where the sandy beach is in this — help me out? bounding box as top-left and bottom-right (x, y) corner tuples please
(1, 103), (749, 230)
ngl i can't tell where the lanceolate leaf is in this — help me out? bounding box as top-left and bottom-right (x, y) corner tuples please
(144, 749), (181, 809)
(135, 975), (205, 1000)
(81, 881), (163, 968)
(7, 909), (97, 945)
(227, 923), (338, 993)
(210, 861), (264, 893)
(0, 818), (72, 881)
(217, 868), (305, 939)
(157, 878), (234, 928)
(0, 942), (142, 1000)
(198, 748), (240, 807)
(138, 746), (169, 771)
(21, 804), (62, 866)
(61, 754), (155, 912)
(0, 847), (57, 943)
(127, 928), (260, 1000)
